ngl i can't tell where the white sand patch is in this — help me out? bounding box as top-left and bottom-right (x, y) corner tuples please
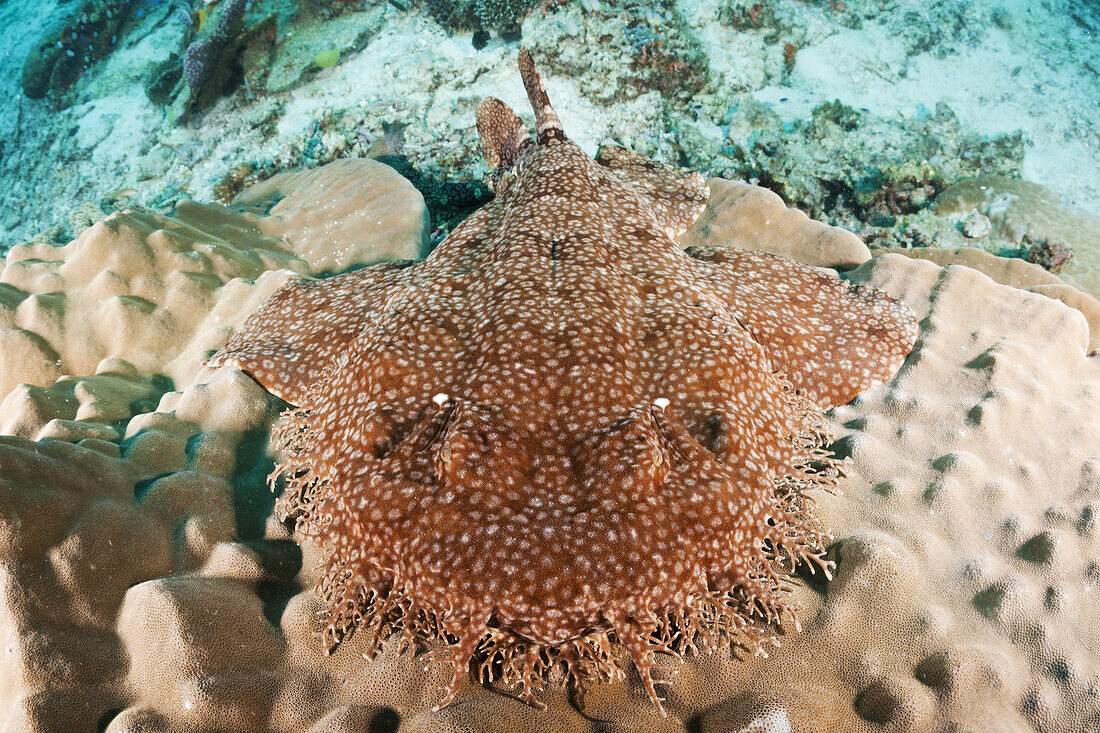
(781, 3), (1100, 211)
(0, 0), (1095, 253)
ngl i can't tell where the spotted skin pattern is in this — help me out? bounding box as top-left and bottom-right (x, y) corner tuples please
(207, 48), (918, 713)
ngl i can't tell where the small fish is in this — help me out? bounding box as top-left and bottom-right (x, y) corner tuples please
(134, 0), (164, 17)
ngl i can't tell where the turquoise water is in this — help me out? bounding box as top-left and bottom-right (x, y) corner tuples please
(1, 0), (1097, 278)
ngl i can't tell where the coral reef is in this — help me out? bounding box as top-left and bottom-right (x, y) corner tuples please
(810, 98), (860, 132)
(475, 0), (539, 39)
(372, 150), (492, 243)
(425, 0), (540, 40)
(1023, 238), (1074, 274)
(882, 246), (1100, 352)
(718, 1), (779, 34)
(183, 0), (248, 93)
(930, 175), (1100, 296)
(718, 100), (1025, 238)
(1, 152), (1098, 731)
(5, 0), (1096, 276)
(678, 177), (870, 269)
(526, 1), (710, 105)
(164, 0), (280, 122)
(897, 0), (989, 57)
(143, 0), (371, 122)
(143, 52), (183, 106)
(212, 162), (258, 203)
(0, 10), (1095, 728)
(0, 158), (427, 398)
(230, 157), (431, 271)
(259, 6), (387, 94)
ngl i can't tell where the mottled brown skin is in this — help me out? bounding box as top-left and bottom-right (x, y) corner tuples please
(207, 49), (918, 713)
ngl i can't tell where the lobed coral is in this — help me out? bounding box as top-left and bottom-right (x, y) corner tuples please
(932, 175), (1100, 296)
(678, 177), (871, 270)
(0, 159), (427, 399)
(0, 142), (1098, 731)
(883, 246), (1100, 352)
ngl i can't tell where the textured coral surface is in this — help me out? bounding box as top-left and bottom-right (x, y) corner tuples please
(884, 246), (1100, 353)
(932, 176), (1100, 298)
(0, 158), (425, 403)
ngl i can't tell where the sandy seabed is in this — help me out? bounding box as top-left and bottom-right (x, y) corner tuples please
(1, 0), (1098, 276)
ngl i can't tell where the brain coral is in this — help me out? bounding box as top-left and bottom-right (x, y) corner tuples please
(207, 49), (917, 711)
(884, 246), (1100, 353)
(0, 158), (426, 401)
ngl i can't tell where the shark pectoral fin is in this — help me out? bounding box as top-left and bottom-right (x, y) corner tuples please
(204, 262), (410, 405)
(688, 246), (919, 409)
(595, 144), (710, 239)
